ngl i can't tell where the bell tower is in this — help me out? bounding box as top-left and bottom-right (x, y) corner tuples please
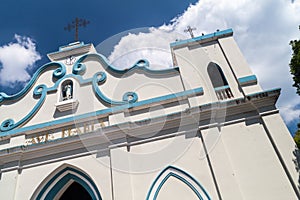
(171, 29), (261, 106)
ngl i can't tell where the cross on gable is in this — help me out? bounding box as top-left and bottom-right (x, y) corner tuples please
(184, 26), (196, 38)
(64, 17), (90, 41)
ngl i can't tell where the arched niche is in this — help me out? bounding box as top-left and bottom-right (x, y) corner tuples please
(146, 166), (211, 200)
(61, 79), (74, 101)
(55, 78), (79, 112)
(31, 164), (102, 200)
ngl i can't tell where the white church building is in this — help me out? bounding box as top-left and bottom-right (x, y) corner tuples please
(0, 29), (299, 199)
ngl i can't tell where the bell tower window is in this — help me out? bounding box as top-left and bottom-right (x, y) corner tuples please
(207, 62), (228, 88)
(207, 62), (233, 100)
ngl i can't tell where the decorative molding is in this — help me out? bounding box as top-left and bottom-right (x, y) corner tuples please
(0, 50), (181, 132)
(55, 99), (79, 112)
(146, 166), (211, 200)
(170, 29), (233, 48)
(0, 84), (47, 132)
(0, 87), (279, 137)
(75, 53), (180, 77)
(0, 62), (65, 104)
(72, 63), (87, 75)
(47, 43), (92, 61)
(92, 71), (138, 106)
(238, 75), (257, 86)
(0, 86), (203, 136)
(34, 165), (102, 200)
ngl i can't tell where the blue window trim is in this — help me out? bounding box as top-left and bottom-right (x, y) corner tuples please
(35, 167), (102, 200)
(146, 166), (211, 200)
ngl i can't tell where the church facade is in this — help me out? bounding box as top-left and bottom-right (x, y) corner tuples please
(0, 29), (299, 199)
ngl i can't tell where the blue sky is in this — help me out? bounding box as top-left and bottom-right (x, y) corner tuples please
(0, 0), (300, 134)
(0, 0), (197, 95)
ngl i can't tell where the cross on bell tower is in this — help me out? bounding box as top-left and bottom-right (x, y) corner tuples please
(184, 26), (196, 38)
(64, 17), (90, 41)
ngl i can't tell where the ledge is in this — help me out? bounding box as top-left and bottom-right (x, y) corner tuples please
(55, 99), (79, 112)
(170, 28), (233, 48)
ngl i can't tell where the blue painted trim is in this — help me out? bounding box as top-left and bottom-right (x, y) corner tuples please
(146, 166), (211, 200)
(36, 167), (101, 200)
(0, 49), (180, 131)
(238, 75), (257, 86)
(91, 72), (138, 105)
(214, 85), (230, 91)
(72, 63), (87, 75)
(58, 41), (85, 52)
(0, 62), (65, 104)
(170, 29), (233, 47)
(0, 87), (203, 136)
(0, 84), (47, 131)
(0, 70), (139, 132)
(76, 53), (180, 76)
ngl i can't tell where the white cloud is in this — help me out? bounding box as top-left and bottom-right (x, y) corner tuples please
(0, 35), (41, 87)
(107, 0), (300, 131)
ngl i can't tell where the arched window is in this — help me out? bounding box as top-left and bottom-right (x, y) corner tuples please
(207, 62), (228, 88)
(207, 62), (233, 100)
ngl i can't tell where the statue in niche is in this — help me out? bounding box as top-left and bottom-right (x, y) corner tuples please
(62, 81), (73, 101)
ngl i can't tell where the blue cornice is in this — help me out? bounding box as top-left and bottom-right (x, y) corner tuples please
(0, 86), (203, 136)
(0, 87), (281, 137)
(170, 28), (233, 48)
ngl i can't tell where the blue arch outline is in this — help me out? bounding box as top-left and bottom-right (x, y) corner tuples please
(146, 166), (211, 200)
(35, 166), (102, 200)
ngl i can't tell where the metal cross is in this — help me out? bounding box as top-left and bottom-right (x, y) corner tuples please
(64, 17), (90, 41)
(184, 26), (196, 38)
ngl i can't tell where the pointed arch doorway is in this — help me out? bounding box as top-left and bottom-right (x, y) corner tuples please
(31, 165), (102, 200)
(59, 181), (91, 200)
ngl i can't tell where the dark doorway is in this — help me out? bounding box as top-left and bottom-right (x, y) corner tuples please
(59, 181), (92, 200)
